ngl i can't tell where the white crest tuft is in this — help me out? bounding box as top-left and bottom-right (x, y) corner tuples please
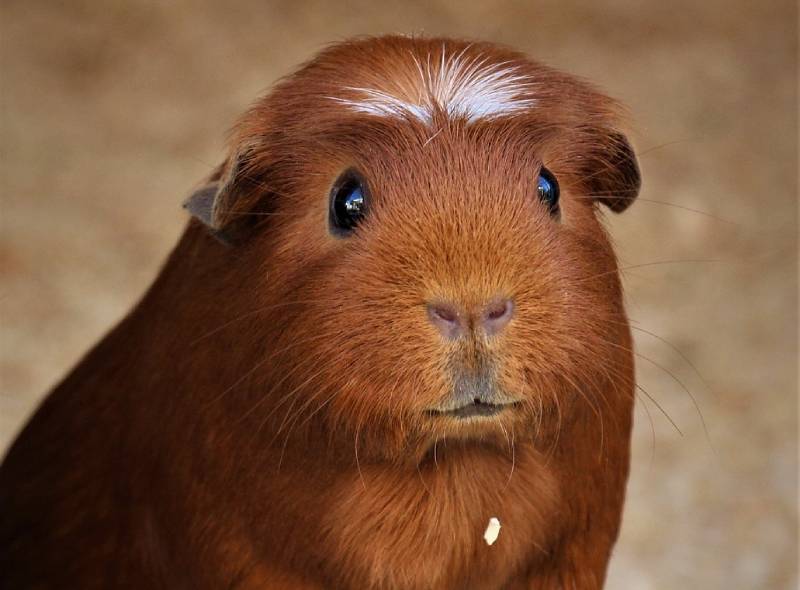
(331, 46), (536, 124)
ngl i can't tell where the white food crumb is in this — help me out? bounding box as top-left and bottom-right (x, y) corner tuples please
(483, 517), (501, 545)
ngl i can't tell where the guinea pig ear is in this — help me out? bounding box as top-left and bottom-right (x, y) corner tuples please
(587, 131), (641, 213)
(183, 149), (261, 244)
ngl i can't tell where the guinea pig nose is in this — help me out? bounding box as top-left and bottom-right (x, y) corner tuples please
(480, 298), (514, 336)
(426, 301), (465, 339)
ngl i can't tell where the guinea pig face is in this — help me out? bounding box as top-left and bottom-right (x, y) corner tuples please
(187, 37), (640, 460)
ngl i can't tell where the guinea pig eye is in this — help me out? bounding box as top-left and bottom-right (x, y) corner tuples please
(329, 170), (369, 235)
(536, 167), (560, 216)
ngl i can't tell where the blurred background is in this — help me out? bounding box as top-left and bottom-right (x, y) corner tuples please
(1, 0), (797, 587)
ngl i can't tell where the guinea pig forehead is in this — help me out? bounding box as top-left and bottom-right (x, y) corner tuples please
(321, 118), (548, 168)
(320, 42), (539, 126)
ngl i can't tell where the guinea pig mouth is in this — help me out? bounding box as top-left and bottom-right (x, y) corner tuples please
(425, 399), (520, 419)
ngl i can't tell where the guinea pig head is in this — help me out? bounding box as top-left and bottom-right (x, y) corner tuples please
(185, 37), (640, 463)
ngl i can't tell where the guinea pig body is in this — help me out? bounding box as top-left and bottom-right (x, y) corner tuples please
(0, 36), (640, 589)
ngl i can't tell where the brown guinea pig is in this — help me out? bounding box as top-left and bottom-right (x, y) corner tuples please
(0, 36), (641, 589)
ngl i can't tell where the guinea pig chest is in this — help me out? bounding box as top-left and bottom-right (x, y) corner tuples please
(0, 36), (641, 590)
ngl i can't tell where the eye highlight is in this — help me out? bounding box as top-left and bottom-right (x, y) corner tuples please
(536, 167), (560, 216)
(329, 170), (369, 235)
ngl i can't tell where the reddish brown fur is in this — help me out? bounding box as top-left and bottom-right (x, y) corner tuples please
(1, 36), (639, 589)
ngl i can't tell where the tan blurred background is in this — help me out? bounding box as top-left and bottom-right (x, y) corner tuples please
(1, 0), (797, 587)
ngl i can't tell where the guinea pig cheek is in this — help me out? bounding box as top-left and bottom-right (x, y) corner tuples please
(293, 275), (451, 451)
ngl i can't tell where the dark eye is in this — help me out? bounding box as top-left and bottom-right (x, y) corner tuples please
(536, 167), (560, 216)
(329, 170), (369, 235)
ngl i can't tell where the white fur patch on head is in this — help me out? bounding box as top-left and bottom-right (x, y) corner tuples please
(331, 46), (536, 124)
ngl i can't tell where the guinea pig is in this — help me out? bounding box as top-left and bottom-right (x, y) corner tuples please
(0, 35), (641, 589)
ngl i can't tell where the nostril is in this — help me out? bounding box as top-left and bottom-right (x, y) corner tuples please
(426, 301), (464, 339)
(431, 305), (458, 323)
(485, 302), (508, 321)
(481, 298), (514, 335)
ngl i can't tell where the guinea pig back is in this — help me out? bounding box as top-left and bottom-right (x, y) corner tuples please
(0, 36), (641, 589)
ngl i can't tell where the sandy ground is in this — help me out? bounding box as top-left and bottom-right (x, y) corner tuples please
(1, 1), (797, 587)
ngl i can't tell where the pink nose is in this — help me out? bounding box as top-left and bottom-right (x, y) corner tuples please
(426, 298), (514, 339)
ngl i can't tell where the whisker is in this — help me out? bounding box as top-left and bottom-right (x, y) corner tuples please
(542, 385), (563, 466)
(635, 389), (657, 468)
(633, 138), (699, 158)
(573, 194), (736, 225)
(637, 351), (713, 449)
(628, 324), (715, 399)
(354, 422), (367, 491)
(226, 332), (333, 419)
(203, 354), (272, 409)
(497, 421), (516, 488)
(576, 258), (725, 286)
(269, 363), (332, 445)
(598, 335), (710, 446)
(415, 452), (433, 496)
(190, 299), (344, 345)
(636, 382), (683, 436)
(561, 371), (605, 462)
(591, 315), (715, 404)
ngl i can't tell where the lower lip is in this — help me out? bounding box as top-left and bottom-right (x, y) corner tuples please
(426, 403), (517, 419)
